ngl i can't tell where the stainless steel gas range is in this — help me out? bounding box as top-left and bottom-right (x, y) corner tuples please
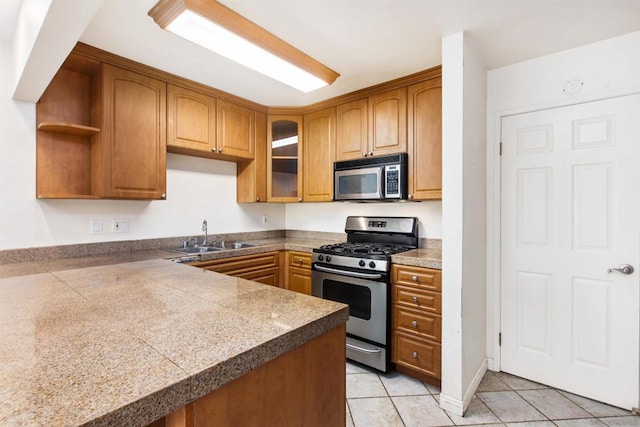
(311, 216), (419, 372)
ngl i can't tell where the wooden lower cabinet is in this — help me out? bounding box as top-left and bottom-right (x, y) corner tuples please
(188, 251), (283, 288)
(285, 251), (312, 295)
(160, 324), (346, 427)
(391, 264), (442, 385)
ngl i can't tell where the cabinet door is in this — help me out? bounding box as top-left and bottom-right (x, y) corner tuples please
(287, 266), (311, 295)
(267, 115), (303, 202)
(303, 107), (335, 201)
(369, 87), (407, 157)
(102, 64), (166, 199)
(407, 78), (442, 200)
(167, 84), (216, 153)
(336, 98), (368, 161)
(237, 111), (267, 202)
(217, 100), (255, 160)
(286, 251), (312, 294)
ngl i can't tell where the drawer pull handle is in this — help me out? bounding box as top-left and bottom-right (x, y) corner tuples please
(412, 320), (418, 327)
(412, 296), (418, 303)
(412, 351), (418, 358)
(412, 275), (418, 282)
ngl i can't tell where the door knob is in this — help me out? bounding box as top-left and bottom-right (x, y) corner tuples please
(608, 264), (635, 275)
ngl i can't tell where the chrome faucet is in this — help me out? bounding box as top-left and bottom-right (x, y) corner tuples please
(201, 220), (208, 246)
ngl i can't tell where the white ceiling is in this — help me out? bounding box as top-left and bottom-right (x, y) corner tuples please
(5, 1), (640, 107)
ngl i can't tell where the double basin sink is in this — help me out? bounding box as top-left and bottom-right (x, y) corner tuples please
(170, 242), (257, 255)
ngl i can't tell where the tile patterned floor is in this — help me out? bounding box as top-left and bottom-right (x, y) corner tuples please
(346, 362), (639, 427)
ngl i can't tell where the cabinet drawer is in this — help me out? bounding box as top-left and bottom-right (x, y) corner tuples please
(190, 251), (279, 275)
(392, 331), (441, 379)
(238, 267), (280, 287)
(392, 265), (441, 292)
(287, 251), (312, 269)
(393, 306), (441, 341)
(393, 284), (441, 313)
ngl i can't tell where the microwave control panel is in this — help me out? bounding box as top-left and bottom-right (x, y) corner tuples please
(384, 165), (401, 198)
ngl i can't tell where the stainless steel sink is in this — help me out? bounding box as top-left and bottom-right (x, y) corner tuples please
(228, 242), (257, 249)
(169, 246), (225, 254)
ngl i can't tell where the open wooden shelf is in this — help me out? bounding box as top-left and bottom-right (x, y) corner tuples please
(38, 122), (100, 136)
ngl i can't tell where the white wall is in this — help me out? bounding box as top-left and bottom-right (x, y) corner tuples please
(485, 31), (640, 372)
(440, 31), (488, 416)
(0, 40), (285, 250)
(285, 201), (442, 239)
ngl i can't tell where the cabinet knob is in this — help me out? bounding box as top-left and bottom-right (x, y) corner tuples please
(218, 148), (223, 153)
(296, 258), (303, 264)
(412, 320), (418, 327)
(362, 152), (367, 157)
(256, 197), (261, 202)
(161, 193), (166, 199)
(412, 351), (418, 358)
(369, 151), (373, 156)
(408, 194), (413, 200)
(412, 296), (418, 303)
(412, 275), (418, 282)
(211, 147), (217, 152)
(298, 198), (302, 202)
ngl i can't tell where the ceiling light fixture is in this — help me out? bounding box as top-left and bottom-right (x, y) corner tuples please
(148, 0), (340, 92)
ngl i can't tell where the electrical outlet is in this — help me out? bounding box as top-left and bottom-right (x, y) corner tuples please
(112, 219), (129, 233)
(90, 219), (102, 235)
(262, 215), (268, 225)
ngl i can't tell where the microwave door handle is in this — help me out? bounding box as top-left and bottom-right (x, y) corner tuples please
(314, 264), (384, 280)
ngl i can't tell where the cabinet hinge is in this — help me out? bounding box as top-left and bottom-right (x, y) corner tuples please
(499, 332), (502, 346)
(499, 142), (503, 156)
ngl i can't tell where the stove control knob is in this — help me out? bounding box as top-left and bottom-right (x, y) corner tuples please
(359, 260), (366, 267)
(326, 256), (332, 262)
(369, 261), (376, 269)
(318, 255), (324, 261)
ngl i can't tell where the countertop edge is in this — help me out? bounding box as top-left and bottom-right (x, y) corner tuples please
(84, 304), (349, 427)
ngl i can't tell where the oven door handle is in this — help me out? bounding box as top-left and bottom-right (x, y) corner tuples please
(347, 342), (382, 354)
(313, 265), (384, 280)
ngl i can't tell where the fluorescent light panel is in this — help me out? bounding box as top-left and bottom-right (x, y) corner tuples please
(149, 0), (339, 93)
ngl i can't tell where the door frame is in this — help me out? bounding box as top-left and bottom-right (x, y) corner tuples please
(486, 90), (640, 387)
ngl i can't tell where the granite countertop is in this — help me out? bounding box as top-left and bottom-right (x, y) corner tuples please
(0, 236), (440, 425)
(391, 247), (442, 270)
(0, 256), (348, 426)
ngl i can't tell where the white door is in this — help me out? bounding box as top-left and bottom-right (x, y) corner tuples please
(500, 95), (640, 410)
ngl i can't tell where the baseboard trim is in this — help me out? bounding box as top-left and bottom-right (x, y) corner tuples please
(439, 358), (488, 416)
(439, 393), (464, 416)
(463, 358), (488, 409)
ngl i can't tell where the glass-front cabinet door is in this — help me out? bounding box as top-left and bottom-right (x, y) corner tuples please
(267, 115), (303, 202)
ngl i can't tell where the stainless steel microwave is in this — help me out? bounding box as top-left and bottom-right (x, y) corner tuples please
(334, 153), (408, 201)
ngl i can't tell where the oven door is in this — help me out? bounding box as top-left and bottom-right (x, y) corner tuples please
(311, 266), (387, 345)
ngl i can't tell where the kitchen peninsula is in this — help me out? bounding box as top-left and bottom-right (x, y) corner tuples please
(0, 253), (349, 426)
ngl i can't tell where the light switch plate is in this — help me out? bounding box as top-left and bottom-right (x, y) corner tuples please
(90, 219), (102, 234)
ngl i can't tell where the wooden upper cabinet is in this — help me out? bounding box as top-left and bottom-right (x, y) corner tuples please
(167, 84), (216, 154)
(336, 89), (407, 161)
(267, 115), (303, 202)
(216, 100), (255, 160)
(237, 111), (267, 202)
(101, 64), (166, 199)
(407, 78), (442, 200)
(303, 107), (335, 201)
(336, 98), (368, 161)
(369, 87), (407, 156)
